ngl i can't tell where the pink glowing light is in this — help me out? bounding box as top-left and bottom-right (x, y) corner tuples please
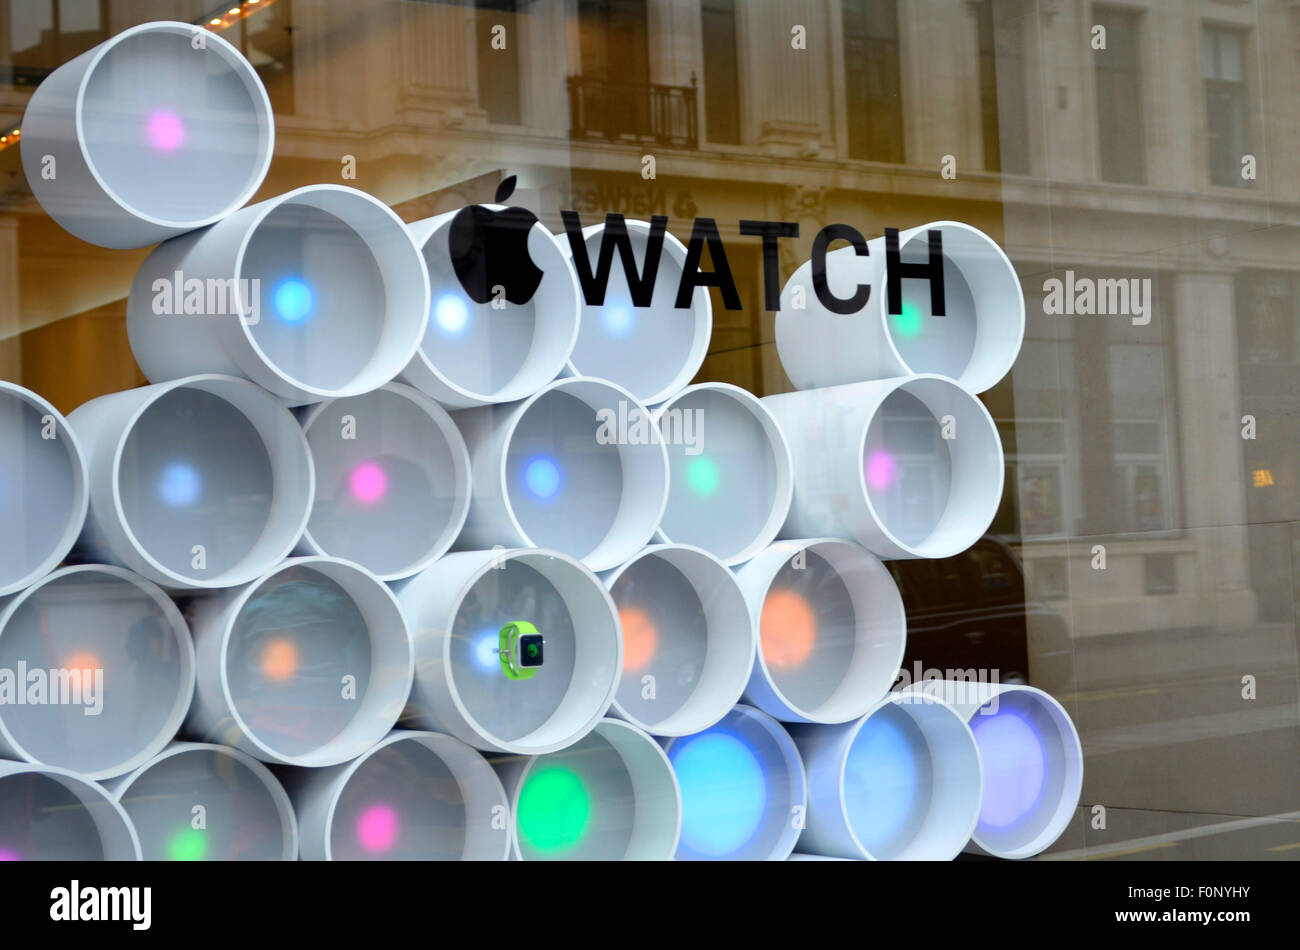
(146, 110), (185, 151)
(0, 847), (19, 861)
(349, 461), (388, 505)
(866, 450), (898, 490)
(357, 804), (399, 853)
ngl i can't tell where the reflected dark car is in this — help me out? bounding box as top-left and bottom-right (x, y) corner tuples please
(885, 537), (1068, 689)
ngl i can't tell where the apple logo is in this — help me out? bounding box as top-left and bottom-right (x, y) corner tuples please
(448, 175), (544, 305)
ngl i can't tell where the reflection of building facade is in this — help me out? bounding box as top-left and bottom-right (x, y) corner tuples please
(3, 0), (1300, 849)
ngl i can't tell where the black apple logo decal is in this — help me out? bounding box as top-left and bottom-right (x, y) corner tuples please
(448, 175), (544, 305)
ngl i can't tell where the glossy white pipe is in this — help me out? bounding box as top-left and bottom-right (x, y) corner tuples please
(0, 381), (88, 596)
(402, 208), (579, 407)
(495, 718), (680, 860)
(602, 543), (754, 735)
(393, 548), (622, 755)
(282, 729), (509, 861)
(453, 376), (669, 571)
(0, 564), (195, 780)
(559, 219), (711, 405)
(106, 741), (298, 861)
(734, 539), (906, 723)
(652, 382), (793, 565)
(787, 691), (983, 860)
(775, 221), (1024, 394)
(67, 374), (314, 590)
(126, 185), (428, 405)
(20, 20), (274, 248)
(907, 680), (1083, 858)
(762, 376), (1005, 559)
(0, 760), (141, 860)
(185, 556), (413, 767)
(297, 382), (471, 581)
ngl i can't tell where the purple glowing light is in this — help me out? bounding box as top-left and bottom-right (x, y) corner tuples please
(146, 110), (185, 152)
(357, 804), (399, 853)
(349, 461), (388, 505)
(0, 847), (19, 861)
(866, 450), (898, 490)
(971, 709), (1047, 829)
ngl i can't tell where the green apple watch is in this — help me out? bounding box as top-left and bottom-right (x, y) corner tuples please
(499, 621), (544, 680)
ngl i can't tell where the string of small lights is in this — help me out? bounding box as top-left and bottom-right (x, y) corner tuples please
(0, 0), (279, 154)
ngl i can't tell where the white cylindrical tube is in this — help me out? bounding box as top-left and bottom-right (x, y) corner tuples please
(0, 761), (140, 860)
(20, 20), (274, 249)
(763, 375), (1005, 559)
(0, 381), (88, 596)
(908, 680), (1083, 859)
(67, 374), (315, 590)
(734, 539), (906, 724)
(495, 718), (680, 860)
(662, 704), (807, 861)
(105, 741), (297, 861)
(559, 219), (711, 405)
(652, 382), (792, 565)
(393, 548), (622, 755)
(602, 544), (753, 736)
(453, 377), (669, 572)
(775, 221), (1024, 394)
(126, 185), (429, 405)
(787, 692), (983, 860)
(402, 207), (579, 408)
(297, 383), (471, 581)
(281, 729), (509, 861)
(0, 565), (194, 781)
(185, 556), (413, 767)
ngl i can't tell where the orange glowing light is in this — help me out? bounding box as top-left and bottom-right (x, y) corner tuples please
(618, 607), (658, 672)
(65, 651), (100, 674)
(760, 589), (816, 668)
(262, 639), (299, 681)
(1253, 468), (1274, 488)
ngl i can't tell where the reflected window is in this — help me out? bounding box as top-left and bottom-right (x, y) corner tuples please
(843, 0), (903, 163)
(1109, 339), (1175, 533)
(228, 0), (295, 116)
(5, 0), (107, 84)
(1094, 6), (1145, 184)
(1202, 25), (1251, 187)
(976, 0), (1029, 175)
(477, 0), (522, 125)
(571, 0), (694, 146)
(701, 0), (740, 145)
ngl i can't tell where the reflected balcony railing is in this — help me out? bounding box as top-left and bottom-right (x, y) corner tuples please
(567, 75), (698, 149)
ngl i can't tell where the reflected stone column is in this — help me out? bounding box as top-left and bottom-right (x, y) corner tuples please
(1172, 269), (1256, 627)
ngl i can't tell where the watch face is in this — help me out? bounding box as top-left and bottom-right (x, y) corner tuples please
(518, 633), (544, 668)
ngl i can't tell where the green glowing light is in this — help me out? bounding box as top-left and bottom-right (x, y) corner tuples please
(167, 828), (208, 861)
(893, 299), (924, 338)
(686, 457), (720, 495)
(517, 767), (590, 855)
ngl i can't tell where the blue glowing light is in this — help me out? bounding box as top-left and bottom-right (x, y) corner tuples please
(273, 279), (315, 324)
(670, 732), (766, 858)
(971, 709), (1046, 830)
(433, 292), (471, 335)
(473, 628), (499, 672)
(844, 711), (925, 854)
(158, 463), (201, 507)
(523, 457), (561, 500)
(601, 298), (635, 337)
